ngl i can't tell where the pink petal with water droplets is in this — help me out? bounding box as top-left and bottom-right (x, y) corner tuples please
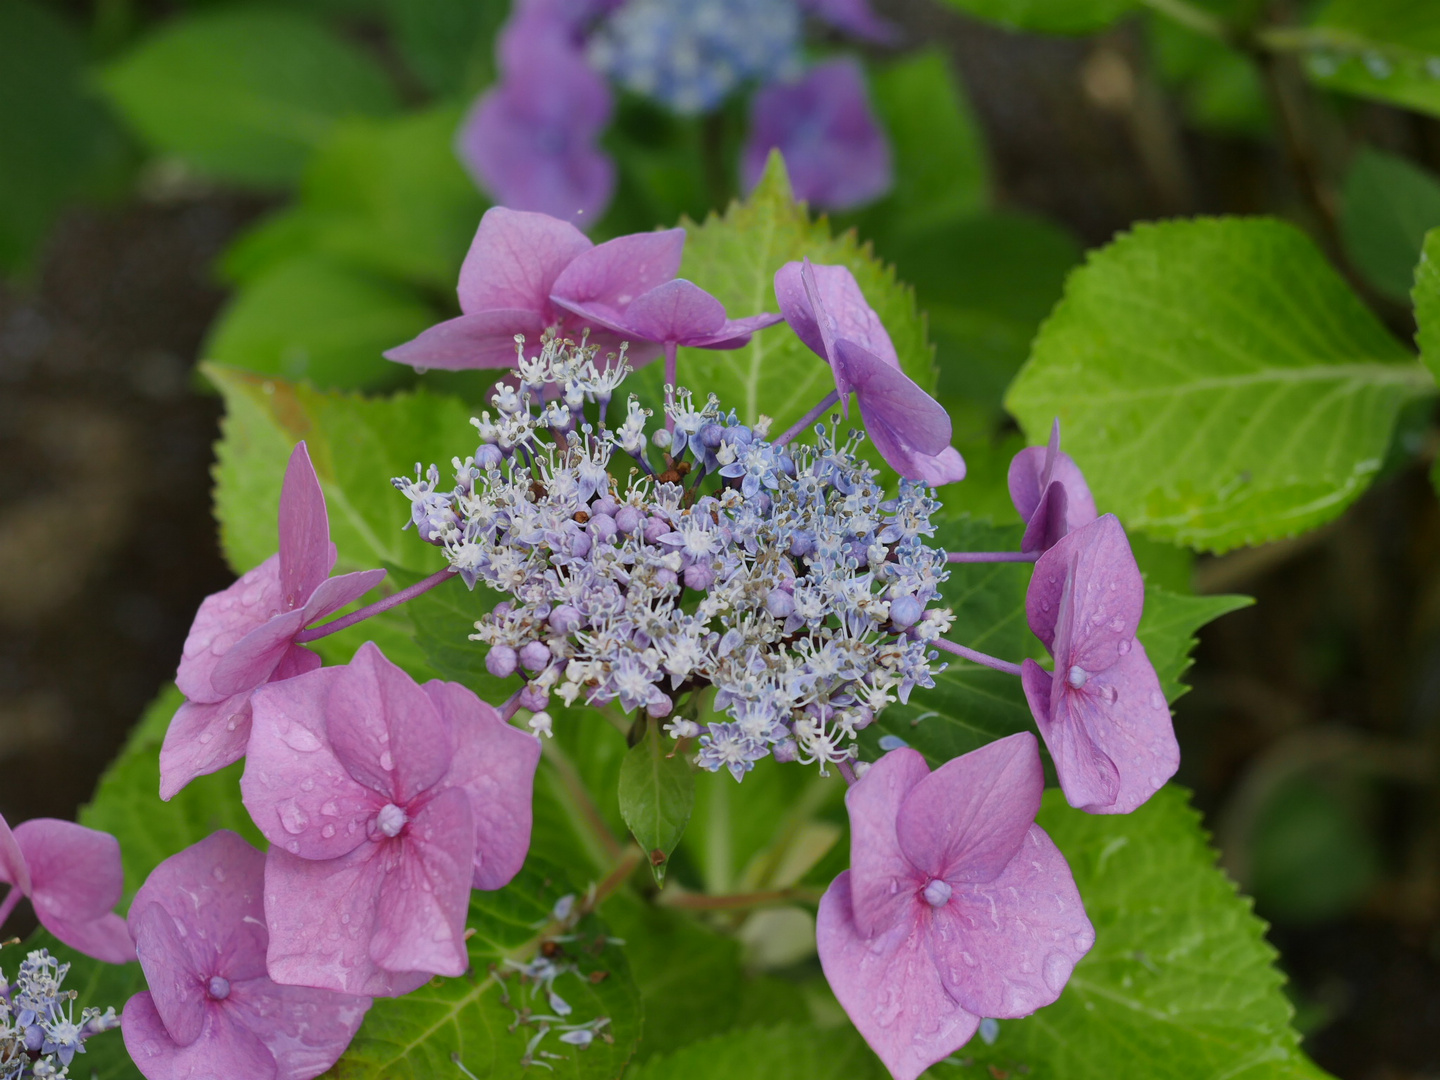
(840, 341), (950, 456)
(621, 279), (726, 342)
(278, 444), (334, 610)
(845, 748), (930, 938)
(244, 670), (381, 863)
(929, 823), (1094, 1018)
(0, 812), (32, 896)
(209, 609), (308, 698)
(895, 733), (1043, 886)
(1009, 446), (1096, 542)
(131, 902), (208, 1047)
(17, 820), (132, 965)
(160, 693), (256, 801)
(225, 976), (371, 1080)
(1026, 514), (1141, 663)
(175, 556), (284, 702)
(908, 445), (967, 487)
(384, 309), (549, 371)
(425, 680), (541, 890)
(301, 569), (387, 626)
(550, 229), (686, 311)
(457, 207), (593, 316)
(1021, 658), (1122, 812)
(775, 261), (899, 377)
(123, 991), (280, 1080)
(817, 871), (979, 1080)
(686, 310), (785, 349)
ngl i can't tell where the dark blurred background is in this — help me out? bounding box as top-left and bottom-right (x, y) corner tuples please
(2, 0), (1438, 1076)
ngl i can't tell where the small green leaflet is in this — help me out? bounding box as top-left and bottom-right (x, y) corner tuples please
(936, 0), (1136, 35)
(322, 860), (642, 1080)
(673, 153), (935, 438)
(1304, 0), (1440, 121)
(618, 720), (695, 884)
(954, 786), (1333, 1080)
(1006, 217), (1433, 553)
(101, 8), (398, 187)
(1339, 149), (1440, 303)
(628, 1022), (888, 1080)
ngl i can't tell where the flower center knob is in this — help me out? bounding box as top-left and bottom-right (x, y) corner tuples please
(207, 976), (231, 1001)
(377, 803), (409, 838)
(1067, 665), (1089, 689)
(923, 878), (952, 908)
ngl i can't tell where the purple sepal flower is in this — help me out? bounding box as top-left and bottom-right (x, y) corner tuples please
(240, 642), (541, 997)
(1021, 514), (1178, 815)
(385, 208), (655, 372)
(0, 814), (135, 964)
(162, 443), (386, 801)
(817, 736), (1093, 1080)
(551, 230), (781, 352)
(120, 831), (370, 1080)
(800, 0), (900, 43)
(775, 259), (963, 484)
(1008, 419), (1097, 554)
(743, 59), (893, 211)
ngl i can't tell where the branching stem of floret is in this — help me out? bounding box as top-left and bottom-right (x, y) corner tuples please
(295, 566), (459, 642)
(946, 550), (1040, 564)
(933, 638), (1024, 677)
(836, 759), (858, 786)
(773, 389), (840, 448)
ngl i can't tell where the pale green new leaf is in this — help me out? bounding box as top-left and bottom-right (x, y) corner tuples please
(1340, 148), (1440, 302)
(937, 0), (1137, 34)
(628, 1023), (887, 1080)
(1305, 0), (1440, 121)
(618, 721), (695, 884)
(953, 787), (1333, 1080)
(101, 8), (398, 187)
(1006, 217), (1432, 553)
(673, 154), (935, 440)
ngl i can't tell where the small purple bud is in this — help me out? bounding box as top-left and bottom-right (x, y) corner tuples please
(772, 738), (799, 763)
(518, 683), (550, 711)
(643, 516), (671, 544)
(684, 563), (715, 590)
(549, 605), (583, 635)
(486, 646), (518, 678)
(519, 641), (552, 672)
(615, 505), (642, 534)
(890, 595), (923, 629)
(207, 976), (231, 1001)
(589, 513), (618, 545)
(923, 878), (953, 907)
(592, 496), (619, 518)
(849, 705), (874, 730)
(494, 601), (512, 618)
(765, 589), (795, 619)
(475, 444), (504, 469)
(646, 692), (673, 718)
(699, 423), (725, 448)
(654, 568), (678, 588)
(790, 531), (816, 557)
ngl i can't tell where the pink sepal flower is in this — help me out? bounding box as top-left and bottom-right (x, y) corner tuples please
(162, 443), (386, 800)
(816, 736), (1093, 1080)
(0, 814), (134, 964)
(1008, 419), (1097, 554)
(240, 642), (541, 997)
(121, 831), (370, 1080)
(1021, 514), (1179, 814)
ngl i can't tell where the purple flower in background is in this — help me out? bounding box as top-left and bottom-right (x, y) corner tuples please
(386, 208), (661, 372)
(121, 831), (370, 1080)
(1008, 419), (1097, 554)
(0, 814), (135, 964)
(817, 736), (1093, 1080)
(743, 58), (893, 210)
(1021, 514), (1178, 815)
(162, 443), (386, 800)
(241, 642), (541, 997)
(775, 259), (964, 484)
(798, 0), (900, 43)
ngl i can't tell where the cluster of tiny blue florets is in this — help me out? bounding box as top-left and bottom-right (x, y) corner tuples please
(395, 334), (954, 779)
(587, 0), (802, 114)
(1, 950), (117, 1080)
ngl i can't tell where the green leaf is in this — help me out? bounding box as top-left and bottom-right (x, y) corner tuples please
(101, 8), (398, 187)
(1305, 0), (1440, 121)
(1148, 12), (1270, 137)
(381, 0), (504, 96)
(1005, 217), (1432, 553)
(618, 722), (696, 885)
(628, 1023), (887, 1080)
(398, 564), (512, 698)
(954, 786), (1333, 1080)
(1137, 586), (1252, 702)
(673, 154), (935, 443)
(936, 0), (1137, 34)
(323, 859), (642, 1080)
(205, 256), (435, 391)
(1340, 149), (1440, 302)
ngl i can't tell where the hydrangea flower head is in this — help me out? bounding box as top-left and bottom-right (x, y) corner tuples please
(1, 947), (119, 1077)
(1008, 419), (1097, 554)
(775, 259), (964, 484)
(0, 815), (134, 965)
(120, 831), (370, 1080)
(743, 59), (893, 211)
(241, 642), (540, 997)
(1021, 514), (1178, 814)
(817, 735), (1093, 1080)
(162, 442), (386, 800)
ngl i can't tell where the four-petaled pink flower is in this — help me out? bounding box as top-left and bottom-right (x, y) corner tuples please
(1021, 514), (1178, 814)
(817, 735), (1093, 1080)
(121, 830), (370, 1080)
(384, 208), (658, 372)
(743, 59), (893, 211)
(1008, 419), (1097, 554)
(241, 642), (541, 997)
(162, 443), (386, 800)
(0, 814), (134, 964)
(775, 259), (965, 484)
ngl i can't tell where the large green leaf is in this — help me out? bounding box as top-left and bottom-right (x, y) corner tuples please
(629, 1023), (886, 1080)
(1415, 227), (1440, 379)
(1006, 217), (1432, 553)
(101, 8), (398, 187)
(618, 721), (695, 885)
(1138, 586), (1253, 702)
(323, 860), (642, 1080)
(936, 0), (1137, 34)
(1304, 0), (1440, 120)
(1340, 148), (1440, 303)
(673, 154), (935, 440)
(953, 787), (1332, 1080)
(381, 0), (504, 96)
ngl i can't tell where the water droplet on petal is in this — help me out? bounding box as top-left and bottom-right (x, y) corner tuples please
(1149, 691), (1166, 709)
(1100, 685), (1119, 705)
(379, 750), (394, 771)
(279, 724), (321, 753)
(1042, 952), (1074, 993)
(322, 824), (336, 838)
(300, 778), (315, 792)
(278, 799), (310, 835)
(1117, 638), (1132, 655)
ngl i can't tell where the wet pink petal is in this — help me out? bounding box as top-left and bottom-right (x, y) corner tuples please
(842, 340), (952, 457)
(160, 695), (257, 801)
(456, 207), (593, 316)
(123, 991), (278, 1080)
(1026, 514), (1143, 662)
(1021, 482), (1070, 556)
(1009, 421), (1097, 552)
(690, 311), (786, 349)
(40, 910), (136, 966)
(845, 747), (929, 938)
(16, 818), (135, 964)
(225, 976), (374, 1080)
(278, 443), (335, 610)
(775, 260), (898, 402)
(175, 556), (284, 703)
(910, 446), (967, 486)
(619, 279), (727, 342)
(132, 902), (209, 1047)
(209, 609), (308, 698)
(817, 871), (979, 1080)
(550, 229), (687, 312)
(383, 309), (549, 371)
(425, 680), (541, 890)
(301, 569), (388, 626)
(0, 812), (32, 896)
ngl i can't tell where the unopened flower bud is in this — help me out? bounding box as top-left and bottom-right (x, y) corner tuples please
(474, 444), (503, 470)
(684, 564), (715, 590)
(653, 568), (678, 588)
(646, 692), (673, 718)
(615, 505), (642, 534)
(592, 496), (619, 518)
(589, 513), (618, 545)
(890, 595), (923, 629)
(643, 516), (671, 544)
(765, 588), (795, 619)
(699, 422), (724, 448)
(549, 605), (583, 635)
(772, 738), (799, 763)
(518, 683), (550, 711)
(519, 641), (552, 672)
(486, 646), (518, 678)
